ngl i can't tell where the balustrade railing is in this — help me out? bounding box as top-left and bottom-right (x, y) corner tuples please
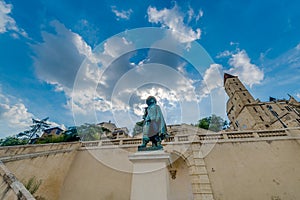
(80, 127), (300, 148)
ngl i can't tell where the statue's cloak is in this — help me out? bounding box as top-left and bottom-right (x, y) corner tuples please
(143, 104), (167, 138)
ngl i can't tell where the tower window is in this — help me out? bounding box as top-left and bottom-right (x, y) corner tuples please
(272, 110), (279, 117)
(259, 116), (264, 121)
(285, 106), (292, 112)
(243, 93), (246, 96)
(239, 88), (242, 91)
(253, 107), (257, 112)
(247, 99), (251, 103)
(235, 120), (239, 127)
(235, 83), (238, 86)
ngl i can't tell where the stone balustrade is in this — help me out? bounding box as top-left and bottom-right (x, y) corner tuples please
(81, 127), (300, 148)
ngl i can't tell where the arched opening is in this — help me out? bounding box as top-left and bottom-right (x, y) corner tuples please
(168, 153), (193, 200)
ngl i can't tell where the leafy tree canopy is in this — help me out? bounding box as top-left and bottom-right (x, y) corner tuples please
(0, 136), (28, 146)
(197, 114), (229, 132)
(76, 123), (104, 141)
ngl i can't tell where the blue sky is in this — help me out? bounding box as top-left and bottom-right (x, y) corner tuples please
(0, 0), (300, 137)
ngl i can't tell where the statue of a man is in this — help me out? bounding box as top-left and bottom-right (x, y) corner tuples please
(138, 96), (167, 150)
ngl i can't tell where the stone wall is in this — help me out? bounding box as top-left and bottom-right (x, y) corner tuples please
(59, 148), (135, 200)
(0, 125), (300, 200)
(0, 142), (80, 200)
(0, 161), (34, 200)
(204, 139), (300, 200)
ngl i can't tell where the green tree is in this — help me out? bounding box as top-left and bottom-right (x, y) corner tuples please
(197, 114), (228, 132)
(76, 123), (104, 141)
(0, 136), (28, 146)
(17, 117), (50, 144)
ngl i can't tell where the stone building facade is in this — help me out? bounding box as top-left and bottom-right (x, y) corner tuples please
(224, 73), (300, 131)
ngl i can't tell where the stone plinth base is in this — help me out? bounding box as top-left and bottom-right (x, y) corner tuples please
(129, 151), (171, 200)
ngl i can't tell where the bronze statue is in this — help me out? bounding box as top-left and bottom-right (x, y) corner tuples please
(138, 96), (167, 151)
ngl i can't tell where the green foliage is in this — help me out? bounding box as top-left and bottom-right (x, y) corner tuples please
(197, 114), (229, 132)
(76, 123), (104, 141)
(0, 136), (28, 146)
(36, 127), (80, 144)
(36, 135), (65, 144)
(24, 176), (42, 195)
(17, 117), (50, 144)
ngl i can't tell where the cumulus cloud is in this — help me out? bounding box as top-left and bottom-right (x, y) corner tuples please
(32, 20), (137, 125)
(0, 90), (32, 137)
(32, 20), (93, 91)
(218, 48), (264, 87)
(0, 92), (33, 134)
(0, 89), (66, 137)
(111, 6), (133, 20)
(147, 5), (201, 44)
(0, 0), (27, 37)
(227, 50), (264, 87)
(200, 64), (223, 97)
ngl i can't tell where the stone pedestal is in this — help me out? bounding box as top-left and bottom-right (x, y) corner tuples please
(129, 151), (171, 200)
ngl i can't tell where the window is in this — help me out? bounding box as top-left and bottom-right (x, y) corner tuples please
(296, 119), (300, 124)
(253, 107), (257, 112)
(247, 99), (251, 103)
(260, 116), (264, 121)
(285, 106), (292, 112)
(235, 120), (239, 127)
(243, 93), (246, 96)
(239, 88), (242, 91)
(271, 110), (279, 117)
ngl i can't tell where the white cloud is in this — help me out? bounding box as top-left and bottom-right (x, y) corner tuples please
(32, 20), (94, 91)
(0, 89), (66, 137)
(296, 93), (300, 99)
(200, 64), (223, 97)
(32, 20), (137, 125)
(195, 10), (203, 22)
(218, 48), (264, 87)
(0, 90), (32, 137)
(111, 6), (133, 20)
(0, 0), (27, 37)
(216, 50), (231, 58)
(227, 49), (264, 87)
(147, 5), (201, 44)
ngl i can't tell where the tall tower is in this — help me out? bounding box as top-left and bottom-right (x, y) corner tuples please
(224, 73), (300, 130)
(224, 73), (258, 130)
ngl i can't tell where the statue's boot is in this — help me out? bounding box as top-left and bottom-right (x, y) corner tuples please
(139, 136), (149, 148)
